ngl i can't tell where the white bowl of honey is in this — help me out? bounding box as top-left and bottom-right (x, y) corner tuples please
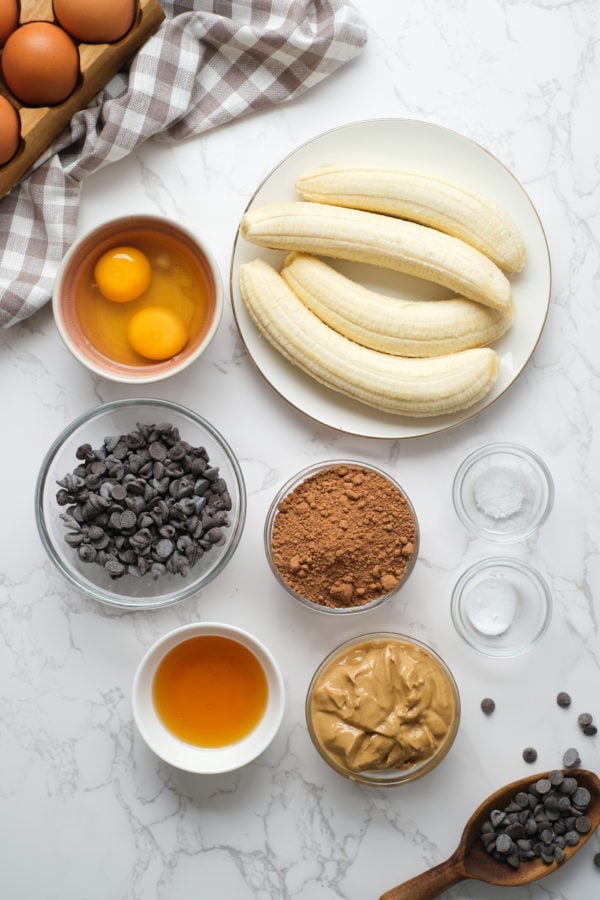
(132, 622), (285, 773)
(52, 215), (223, 383)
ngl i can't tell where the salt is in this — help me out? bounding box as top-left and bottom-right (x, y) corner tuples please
(465, 574), (519, 636)
(473, 467), (528, 520)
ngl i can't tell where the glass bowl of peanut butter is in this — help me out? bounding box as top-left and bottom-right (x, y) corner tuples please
(306, 632), (460, 785)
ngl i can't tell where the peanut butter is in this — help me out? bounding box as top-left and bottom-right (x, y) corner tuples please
(309, 638), (457, 773)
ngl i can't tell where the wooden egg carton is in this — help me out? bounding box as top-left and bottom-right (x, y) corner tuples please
(0, 0), (165, 200)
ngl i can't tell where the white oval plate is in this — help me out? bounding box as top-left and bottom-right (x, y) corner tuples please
(230, 119), (551, 439)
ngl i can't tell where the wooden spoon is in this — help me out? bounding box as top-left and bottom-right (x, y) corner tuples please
(380, 769), (600, 900)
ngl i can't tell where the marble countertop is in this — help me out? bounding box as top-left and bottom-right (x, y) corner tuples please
(2, 1), (599, 898)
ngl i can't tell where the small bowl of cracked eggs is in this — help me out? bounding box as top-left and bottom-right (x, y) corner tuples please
(53, 215), (223, 383)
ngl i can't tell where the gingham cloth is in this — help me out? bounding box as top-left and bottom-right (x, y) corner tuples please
(0, 0), (366, 328)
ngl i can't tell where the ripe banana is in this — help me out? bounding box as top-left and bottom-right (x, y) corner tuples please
(239, 258), (499, 417)
(281, 253), (513, 357)
(295, 164), (526, 274)
(240, 201), (512, 312)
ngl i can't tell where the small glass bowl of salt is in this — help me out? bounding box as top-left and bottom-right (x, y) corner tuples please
(451, 557), (552, 657)
(452, 443), (554, 542)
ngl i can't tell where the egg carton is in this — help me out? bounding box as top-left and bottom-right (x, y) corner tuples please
(0, 0), (165, 201)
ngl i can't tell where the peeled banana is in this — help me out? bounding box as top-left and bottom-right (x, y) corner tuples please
(239, 258), (499, 418)
(295, 164), (526, 274)
(281, 253), (513, 357)
(240, 201), (512, 312)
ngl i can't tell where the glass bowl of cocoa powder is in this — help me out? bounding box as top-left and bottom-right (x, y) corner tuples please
(264, 460), (419, 614)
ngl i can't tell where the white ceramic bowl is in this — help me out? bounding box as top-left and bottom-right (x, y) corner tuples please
(132, 622), (285, 773)
(53, 215), (223, 384)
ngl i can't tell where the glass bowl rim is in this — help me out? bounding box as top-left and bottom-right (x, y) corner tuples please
(305, 630), (461, 786)
(34, 397), (247, 609)
(450, 555), (553, 658)
(263, 458), (420, 615)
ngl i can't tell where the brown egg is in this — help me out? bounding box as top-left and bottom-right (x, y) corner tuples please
(0, 0), (18, 47)
(2, 23), (80, 107)
(54, 0), (137, 44)
(0, 95), (20, 166)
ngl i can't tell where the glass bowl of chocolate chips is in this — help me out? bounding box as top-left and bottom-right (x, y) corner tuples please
(35, 398), (246, 609)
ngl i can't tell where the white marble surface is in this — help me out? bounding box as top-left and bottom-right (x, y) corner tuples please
(2, 1), (600, 898)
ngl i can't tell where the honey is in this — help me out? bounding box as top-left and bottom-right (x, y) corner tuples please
(73, 229), (211, 366)
(152, 636), (269, 747)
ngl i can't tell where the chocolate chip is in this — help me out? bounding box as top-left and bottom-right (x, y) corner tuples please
(577, 712), (593, 728)
(583, 724), (598, 736)
(575, 816), (591, 834)
(556, 691), (572, 708)
(480, 771), (597, 872)
(563, 748), (581, 769)
(573, 787), (591, 809)
(481, 698), (496, 715)
(522, 747), (538, 764)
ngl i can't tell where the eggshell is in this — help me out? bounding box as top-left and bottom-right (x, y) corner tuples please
(54, 0), (137, 44)
(2, 22), (80, 107)
(0, 96), (20, 166)
(0, 0), (18, 47)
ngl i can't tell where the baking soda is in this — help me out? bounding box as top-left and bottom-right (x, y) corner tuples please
(465, 575), (519, 635)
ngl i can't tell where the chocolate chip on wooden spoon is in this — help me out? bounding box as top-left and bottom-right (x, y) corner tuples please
(379, 769), (600, 900)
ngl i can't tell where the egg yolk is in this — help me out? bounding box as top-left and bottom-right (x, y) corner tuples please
(94, 246), (152, 303)
(127, 306), (189, 360)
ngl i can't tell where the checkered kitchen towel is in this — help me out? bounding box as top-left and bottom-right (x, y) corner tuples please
(0, 0), (366, 328)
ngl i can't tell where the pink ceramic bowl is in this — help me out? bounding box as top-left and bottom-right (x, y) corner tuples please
(52, 215), (223, 384)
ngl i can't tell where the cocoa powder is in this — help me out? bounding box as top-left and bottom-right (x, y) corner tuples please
(270, 464), (417, 609)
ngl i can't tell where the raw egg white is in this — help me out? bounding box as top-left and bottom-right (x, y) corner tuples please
(94, 246), (152, 303)
(0, 0), (18, 47)
(0, 95), (20, 166)
(2, 23), (80, 106)
(127, 306), (189, 360)
(54, 0), (137, 44)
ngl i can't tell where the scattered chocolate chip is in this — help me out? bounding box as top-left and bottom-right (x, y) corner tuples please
(563, 748), (581, 768)
(522, 747), (538, 764)
(583, 724), (598, 736)
(577, 712), (593, 728)
(593, 851), (600, 867)
(481, 698), (496, 715)
(556, 692), (572, 708)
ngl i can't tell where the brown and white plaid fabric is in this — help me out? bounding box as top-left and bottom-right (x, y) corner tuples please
(0, 0), (366, 328)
